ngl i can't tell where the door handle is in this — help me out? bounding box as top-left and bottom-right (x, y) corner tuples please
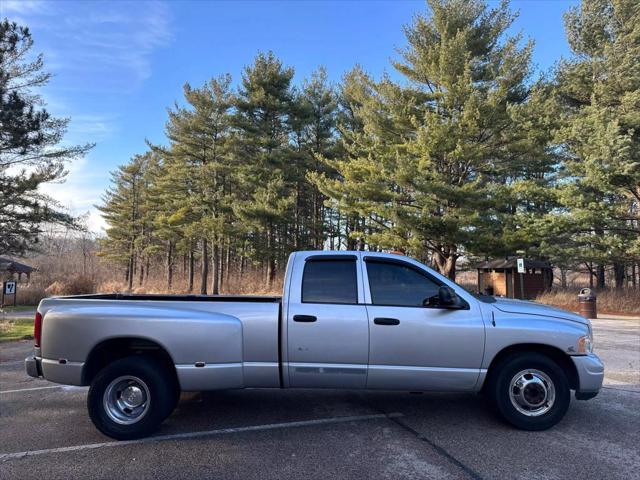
(373, 317), (400, 326)
(293, 315), (317, 322)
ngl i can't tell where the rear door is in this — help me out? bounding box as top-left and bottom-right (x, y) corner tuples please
(285, 253), (369, 388)
(363, 256), (485, 391)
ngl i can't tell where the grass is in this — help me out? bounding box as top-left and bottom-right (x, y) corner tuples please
(0, 318), (33, 342)
(1, 305), (37, 312)
(535, 288), (640, 316)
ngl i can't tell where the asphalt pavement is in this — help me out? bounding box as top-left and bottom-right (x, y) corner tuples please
(1, 317), (638, 479)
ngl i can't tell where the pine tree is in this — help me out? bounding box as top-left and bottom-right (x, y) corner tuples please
(0, 20), (92, 256)
(232, 52), (296, 286)
(159, 75), (235, 293)
(313, 0), (538, 279)
(289, 67), (339, 249)
(554, 0), (640, 288)
(97, 155), (150, 288)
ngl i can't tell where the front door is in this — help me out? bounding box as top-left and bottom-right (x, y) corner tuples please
(287, 254), (369, 388)
(363, 257), (485, 391)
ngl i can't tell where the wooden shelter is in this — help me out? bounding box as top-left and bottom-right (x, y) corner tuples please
(0, 257), (36, 282)
(476, 258), (552, 300)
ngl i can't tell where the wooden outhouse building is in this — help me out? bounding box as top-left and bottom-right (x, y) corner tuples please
(476, 258), (553, 300)
(0, 257), (36, 282)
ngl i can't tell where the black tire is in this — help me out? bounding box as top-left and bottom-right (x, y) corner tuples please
(167, 376), (181, 416)
(87, 356), (176, 440)
(488, 352), (570, 431)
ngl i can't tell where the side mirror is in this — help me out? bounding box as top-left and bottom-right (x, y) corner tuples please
(423, 286), (466, 309)
(438, 286), (455, 306)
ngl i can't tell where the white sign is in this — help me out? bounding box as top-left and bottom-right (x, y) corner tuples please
(516, 258), (525, 274)
(4, 281), (16, 295)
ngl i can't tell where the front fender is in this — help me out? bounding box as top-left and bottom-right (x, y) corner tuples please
(482, 310), (589, 370)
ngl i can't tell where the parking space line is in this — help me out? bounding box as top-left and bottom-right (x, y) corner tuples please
(0, 412), (402, 461)
(1, 385), (62, 394)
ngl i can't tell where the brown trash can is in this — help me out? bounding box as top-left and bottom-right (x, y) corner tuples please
(578, 288), (597, 319)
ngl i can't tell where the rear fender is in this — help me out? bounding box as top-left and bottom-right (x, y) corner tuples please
(41, 304), (243, 390)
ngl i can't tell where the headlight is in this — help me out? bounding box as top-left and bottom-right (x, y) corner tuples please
(578, 335), (593, 354)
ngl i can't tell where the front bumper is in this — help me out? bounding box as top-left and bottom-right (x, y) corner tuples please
(571, 353), (604, 400)
(25, 355), (43, 378)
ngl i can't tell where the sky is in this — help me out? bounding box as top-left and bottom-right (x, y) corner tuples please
(0, 0), (579, 233)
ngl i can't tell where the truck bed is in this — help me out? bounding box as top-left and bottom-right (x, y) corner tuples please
(59, 293), (282, 303)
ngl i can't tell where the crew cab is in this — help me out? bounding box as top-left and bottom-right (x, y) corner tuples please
(25, 251), (604, 439)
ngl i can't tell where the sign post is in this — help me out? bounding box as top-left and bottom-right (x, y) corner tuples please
(2, 280), (17, 307)
(516, 258), (525, 299)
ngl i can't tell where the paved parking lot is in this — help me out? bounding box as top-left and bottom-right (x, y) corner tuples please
(1, 317), (639, 479)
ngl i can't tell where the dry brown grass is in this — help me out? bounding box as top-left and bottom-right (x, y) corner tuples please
(535, 288), (640, 316)
(93, 272), (284, 296)
(45, 275), (96, 296)
(15, 284), (47, 306)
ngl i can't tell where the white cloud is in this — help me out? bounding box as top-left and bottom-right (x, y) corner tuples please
(8, 1), (173, 90)
(9, 1), (175, 233)
(66, 114), (118, 142)
(0, 0), (51, 16)
(39, 155), (109, 233)
(48, 1), (172, 88)
(86, 208), (108, 234)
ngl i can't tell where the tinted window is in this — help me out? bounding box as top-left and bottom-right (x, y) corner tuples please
(302, 260), (358, 304)
(367, 261), (440, 307)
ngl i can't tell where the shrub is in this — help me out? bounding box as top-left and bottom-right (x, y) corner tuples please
(45, 275), (96, 296)
(16, 284), (47, 306)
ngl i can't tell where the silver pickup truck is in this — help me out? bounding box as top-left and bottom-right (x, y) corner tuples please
(25, 251), (603, 439)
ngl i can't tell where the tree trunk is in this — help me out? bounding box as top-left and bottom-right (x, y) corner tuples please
(166, 241), (174, 291)
(223, 243), (231, 291)
(443, 256), (457, 281)
(211, 241), (220, 295)
(138, 260), (144, 287)
(266, 227), (276, 288)
(596, 264), (606, 289)
(266, 258), (275, 288)
(188, 249), (194, 293)
(346, 215), (357, 250)
(433, 249), (457, 280)
(218, 241), (226, 292)
(586, 263), (594, 288)
(200, 240), (208, 294)
(127, 251), (134, 291)
(330, 211), (335, 250)
(613, 263), (625, 290)
(560, 268), (567, 289)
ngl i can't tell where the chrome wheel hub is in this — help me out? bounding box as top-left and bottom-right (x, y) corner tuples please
(509, 369), (555, 417)
(103, 375), (150, 425)
(121, 385), (144, 408)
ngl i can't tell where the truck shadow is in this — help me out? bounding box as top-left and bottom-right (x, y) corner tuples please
(165, 388), (498, 432)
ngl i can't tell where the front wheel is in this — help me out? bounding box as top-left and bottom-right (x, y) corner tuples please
(87, 356), (176, 440)
(489, 353), (570, 431)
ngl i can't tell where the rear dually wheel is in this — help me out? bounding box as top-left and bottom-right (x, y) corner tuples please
(87, 356), (176, 440)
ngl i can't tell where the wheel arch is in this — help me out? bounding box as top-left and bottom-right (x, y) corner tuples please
(483, 343), (579, 391)
(82, 336), (178, 387)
